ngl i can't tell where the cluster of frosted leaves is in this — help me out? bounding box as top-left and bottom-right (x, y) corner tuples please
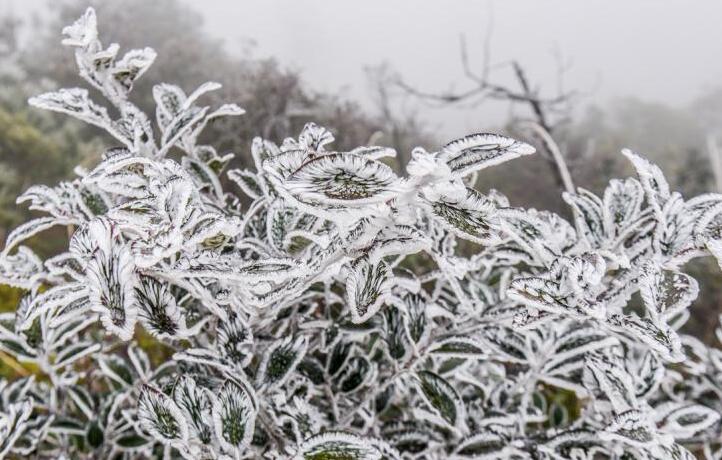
(3, 8), (722, 460)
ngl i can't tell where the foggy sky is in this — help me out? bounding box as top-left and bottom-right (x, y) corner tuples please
(6, 0), (722, 138)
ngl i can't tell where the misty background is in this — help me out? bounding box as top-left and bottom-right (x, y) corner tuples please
(1, 0), (722, 341)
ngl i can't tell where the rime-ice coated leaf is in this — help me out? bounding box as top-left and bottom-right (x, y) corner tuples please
(160, 106), (208, 152)
(555, 252), (606, 295)
(7, 7), (722, 459)
(135, 276), (192, 339)
(428, 337), (487, 360)
(228, 168), (264, 199)
(112, 48), (157, 92)
(563, 188), (605, 247)
(335, 356), (375, 394)
(138, 385), (189, 445)
(508, 276), (605, 320)
(584, 353), (637, 413)
(29, 89), (112, 132)
(454, 432), (508, 457)
(655, 402), (720, 439)
(622, 149), (671, 214)
(85, 219), (138, 340)
(257, 335), (308, 388)
(16, 282), (87, 330)
(366, 225), (428, 263)
(438, 133), (535, 178)
(346, 256), (391, 323)
(638, 262), (698, 321)
(0, 400), (33, 457)
(603, 178), (644, 235)
(296, 122), (335, 151)
(282, 153), (403, 206)
(606, 314), (683, 363)
(168, 254), (306, 283)
(421, 186), (502, 245)
(173, 376), (212, 444)
(0, 246), (44, 289)
(2, 217), (70, 256)
(211, 380), (256, 454)
(349, 145), (397, 160)
(216, 313), (253, 367)
(600, 410), (656, 448)
(294, 432), (385, 460)
(413, 371), (465, 429)
(60, 7), (97, 47)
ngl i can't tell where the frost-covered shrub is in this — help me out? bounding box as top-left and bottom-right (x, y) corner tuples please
(2, 8), (722, 460)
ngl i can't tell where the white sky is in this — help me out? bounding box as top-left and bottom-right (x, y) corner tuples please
(5, 0), (722, 138)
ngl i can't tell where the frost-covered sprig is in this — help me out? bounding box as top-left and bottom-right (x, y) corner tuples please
(1, 7), (722, 459)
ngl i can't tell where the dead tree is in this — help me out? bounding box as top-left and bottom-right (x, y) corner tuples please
(394, 34), (580, 194)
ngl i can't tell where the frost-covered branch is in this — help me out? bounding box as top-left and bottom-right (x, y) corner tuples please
(1, 8), (722, 460)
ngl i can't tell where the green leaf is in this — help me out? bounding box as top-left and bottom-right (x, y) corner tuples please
(413, 371), (465, 429)
(86, 422), (104, 448)
(334, 356), (374, 394)
(257, 335), (308, 388)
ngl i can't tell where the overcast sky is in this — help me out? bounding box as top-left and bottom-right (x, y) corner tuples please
(6, 0), (722, 138)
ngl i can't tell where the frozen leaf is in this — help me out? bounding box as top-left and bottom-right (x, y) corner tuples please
(622, 149), (670, 214)
(29, 89), (137, 148)
(428, 337), (487, 360)
(294, 432), (384, 460)
(211, 380), (256, 454)
(584, 353), (637, 413)
(281, 153), (403, 207)
(413, 370), (465, 429)
(0, 246), (44, 290)
(346, 256), (391, 323)
(216, 313), (254, 367)
(600, 410), (656, 448)
(606, 314), (683, 362)
(16, 282), (88, 330)
(335, 356), (375, 394)
(563, 188), (605, 247)
(508, 276), (605, 320)
(228, 168), (264, 199)
(173, 376), (212, 444)
(455, 432), (509, 457)
(85, 219), (138, 340)
(138, 385), (189, 445)
(296, 122), (335, 151)
(638, 262), (698, 322)
(257, 335), (308, 388)
(168, 254), (306, 284)
(421, 186), (503, 245)
(61, 7), (97, 47)
(0, 400), (33, 458)
(603, 178), (644, 236)
(112, 48), (157, 92)
(135, 276), (190, 339)
(2, 217), (70, 256)
(349, 145), (397, 160)
(655, 402), (720, 439)
(438, 133), (535, 178)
